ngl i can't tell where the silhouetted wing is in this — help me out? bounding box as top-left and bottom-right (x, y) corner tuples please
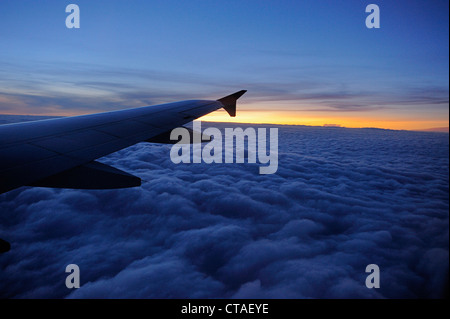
(0, 90), (246, 194)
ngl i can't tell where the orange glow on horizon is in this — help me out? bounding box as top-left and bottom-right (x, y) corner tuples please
(199, 110), (449, 132)
(1, 101), (448, 132)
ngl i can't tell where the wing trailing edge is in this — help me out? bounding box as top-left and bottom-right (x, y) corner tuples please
(146, 127), (211, 144)
(28, 161), (141, 189)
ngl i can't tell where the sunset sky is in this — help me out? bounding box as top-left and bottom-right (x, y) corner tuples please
(0, 0), (448, 131)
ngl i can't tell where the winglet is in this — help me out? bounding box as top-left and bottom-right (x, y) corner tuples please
(217, 90), (247, 117)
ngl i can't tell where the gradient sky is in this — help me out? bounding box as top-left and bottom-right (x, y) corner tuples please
(0, 0), (448, 130)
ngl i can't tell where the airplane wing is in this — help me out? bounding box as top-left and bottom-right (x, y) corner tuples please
(0, 90), (246, 195)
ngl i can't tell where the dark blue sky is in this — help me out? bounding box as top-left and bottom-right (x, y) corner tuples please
(0, 0), (448, 129)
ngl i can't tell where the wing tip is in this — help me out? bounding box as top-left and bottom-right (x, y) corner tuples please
(217, 90), (247, 117)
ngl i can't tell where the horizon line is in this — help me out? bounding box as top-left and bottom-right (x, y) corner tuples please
(0, 113), (448, 134)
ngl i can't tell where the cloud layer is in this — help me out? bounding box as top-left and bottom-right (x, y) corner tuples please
(0, 120), (448, 298)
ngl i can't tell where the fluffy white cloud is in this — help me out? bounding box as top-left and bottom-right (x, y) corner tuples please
(0, 121), (448, 298)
